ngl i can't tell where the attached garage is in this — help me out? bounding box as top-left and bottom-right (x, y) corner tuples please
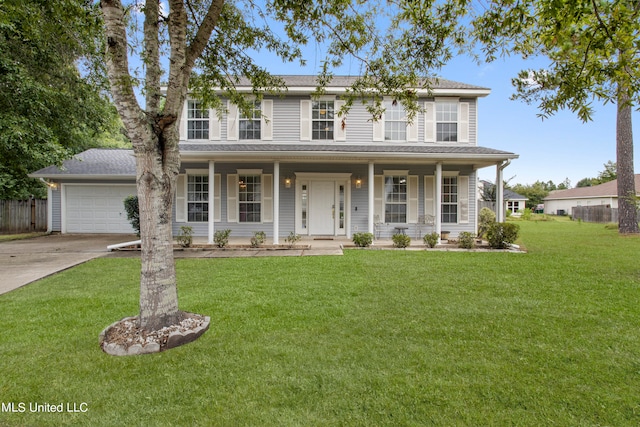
(64, 184), (137, 233)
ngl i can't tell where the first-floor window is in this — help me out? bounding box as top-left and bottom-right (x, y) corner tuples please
(188, 175), (208, 222)
(239, 175), (261, 222)
(385, 175), (407, 223)
(442, 176), (457, 223)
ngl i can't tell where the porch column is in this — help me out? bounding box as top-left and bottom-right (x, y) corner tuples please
(208, 161), (215, 244)
(496, 162), (504, 222)
(273, 161), (280, 245)
(368, 161), (374, 234)
(435, 162), (442, 243)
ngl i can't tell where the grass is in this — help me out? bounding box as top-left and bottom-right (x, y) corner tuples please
(0, 232), (47, 242)
(1, 219), (640, 426)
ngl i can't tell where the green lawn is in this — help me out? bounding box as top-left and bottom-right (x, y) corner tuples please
(1, 219), (639, 426)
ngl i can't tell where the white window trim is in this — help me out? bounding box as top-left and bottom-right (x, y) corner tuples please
(425, 98), (469, 144)
(184, 169), (210, 223)
(180, 100), (221, 142)
(301, 97), (345, 142)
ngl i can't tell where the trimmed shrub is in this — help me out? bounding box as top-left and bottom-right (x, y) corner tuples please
(486, 222), (520, 249)
(284, 231), (301, 248)
(123, 195), (140, 236)
(423, 232), (439, 248)
(250, 231), (266, 248)
(352, 232), (374, 247)
(214, 229), (231, 248)
(176, 226), (193, 248)
(457, 231), (476, 249)
(392, 233), (411, 248)
(478, 207), (496, 239)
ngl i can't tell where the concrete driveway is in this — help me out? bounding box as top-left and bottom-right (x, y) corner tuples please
(0, 234), (137, 295)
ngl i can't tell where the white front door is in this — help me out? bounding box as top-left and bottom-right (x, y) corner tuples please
(309, 181), (335, 235)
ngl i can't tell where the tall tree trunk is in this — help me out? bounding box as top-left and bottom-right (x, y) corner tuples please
(616, 87), (639, 234)
(137, 131), (182, 331)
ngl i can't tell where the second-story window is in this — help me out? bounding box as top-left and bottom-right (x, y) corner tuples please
(239, 101), (261, 140)
(436, 101), (458, 142)
(384, 101), (407, 141)
(187, 100), (209, 140)
(312, 100), (334, 140)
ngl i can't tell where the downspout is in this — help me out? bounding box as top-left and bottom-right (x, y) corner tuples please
(496, 159), (511, 222)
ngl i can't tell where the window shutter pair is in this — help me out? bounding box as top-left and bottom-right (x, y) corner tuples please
(175, 174), (221, 222)
(424, 175), (469, 223)
(228, 100), (273, 141)
(372, 113), (418, 142)
(179, 103), (221, 141)
(373, 175), (418, 223)
(300, 99), (346, 141)
(424, 101), (470, 143)
(226, 174), (273, 223)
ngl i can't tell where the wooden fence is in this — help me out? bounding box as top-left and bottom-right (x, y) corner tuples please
(571, 205), (618, 224)
(0, 199), (47, 233)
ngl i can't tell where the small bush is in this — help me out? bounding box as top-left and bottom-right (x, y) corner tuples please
(123, 195), (140, 236)
(284, 232), (301, 248)
(478, 207), (496, 238)
(457, 231), (476, 249)
(486, 222), (520, 249)
(250, 231), (266, 248)
(214, 229), (231, 248)
(392, 233), (411, 248)
(522, 208), (532, 220)
(423, 232), (439, 248)
(176, 226), (193, 248)
(352, 232), (373, 247)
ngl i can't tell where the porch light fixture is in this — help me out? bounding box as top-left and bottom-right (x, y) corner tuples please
(284, 177), (292, 188)
(355, 177), (362, 189)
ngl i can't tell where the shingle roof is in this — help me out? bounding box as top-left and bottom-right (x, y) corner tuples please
(544, 175), (640, 200)
(234, 75), (490, 91)
(30, 149), (136, 177)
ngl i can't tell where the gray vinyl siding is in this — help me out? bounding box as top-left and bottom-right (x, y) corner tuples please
(51, 187), (62, 232)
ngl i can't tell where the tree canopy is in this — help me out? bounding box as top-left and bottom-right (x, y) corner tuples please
(0, 0), (125, 199)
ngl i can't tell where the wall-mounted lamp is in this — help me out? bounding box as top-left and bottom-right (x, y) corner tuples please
(284, 177), (292, 189)
(355, 178), (362, 189)
(39, 178), (58, 190)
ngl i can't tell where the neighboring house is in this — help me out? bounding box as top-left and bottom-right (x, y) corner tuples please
(478, 180), (528, 214)
(544, 175), (640, 215)
(505, 189), (528, 214)
(30, 75), (518, 242)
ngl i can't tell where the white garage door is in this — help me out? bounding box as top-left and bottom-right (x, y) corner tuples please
(65, 185), (137, 233)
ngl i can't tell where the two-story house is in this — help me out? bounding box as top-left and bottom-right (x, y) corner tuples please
(31, 75), (518, 243)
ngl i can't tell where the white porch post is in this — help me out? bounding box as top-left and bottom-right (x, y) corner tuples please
(435, 162), (442, 243)
(368, 161), (374, 234)
(273, 161), (280, 244)
(496, 162), (504, 222)
(208, 161), (215, 244)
